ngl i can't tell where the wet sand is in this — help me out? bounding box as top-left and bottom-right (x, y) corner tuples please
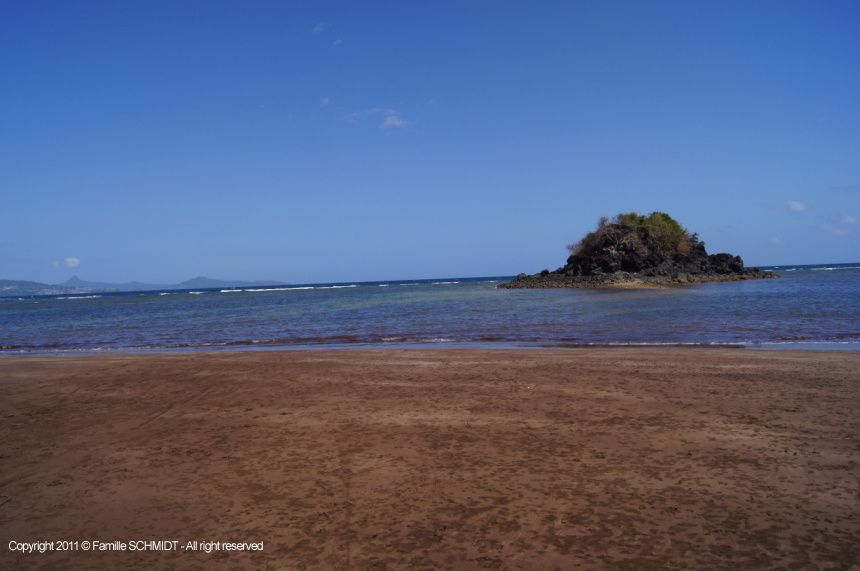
(1, 348), (858, 569)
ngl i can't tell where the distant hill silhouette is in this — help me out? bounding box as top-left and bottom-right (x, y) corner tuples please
(0, 276), (286, 297)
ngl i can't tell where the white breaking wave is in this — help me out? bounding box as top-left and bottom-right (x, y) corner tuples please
(159, 292), (173, 296)
(432, 281), (460, 285)
(399, 283), (419, 286)
(378, 284), (389, 287)
(222, 286), (316, 293)
(381, 337), (455, 343)
(56, 295), (102, 300)
(811, 266), (860, 271)
(757, 340), (859, 345)
(317, 284), (358, 289)
(189, 291), (205, 295)
(244, 287), (312, 292)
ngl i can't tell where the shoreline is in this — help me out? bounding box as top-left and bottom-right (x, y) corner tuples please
(1, 348), (858, 568)
(3, 339), (860, 357)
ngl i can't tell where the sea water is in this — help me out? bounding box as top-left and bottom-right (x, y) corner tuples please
(1, 264), (858, 352)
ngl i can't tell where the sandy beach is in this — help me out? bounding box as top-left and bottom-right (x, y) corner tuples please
(1, 348), (858, 569)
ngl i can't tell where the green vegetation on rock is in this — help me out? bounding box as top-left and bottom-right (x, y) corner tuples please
(569, 211), (703, 259)
(501, 210), (776, 288)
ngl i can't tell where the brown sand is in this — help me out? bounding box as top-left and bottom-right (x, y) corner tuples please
(0, 349), (858, 570)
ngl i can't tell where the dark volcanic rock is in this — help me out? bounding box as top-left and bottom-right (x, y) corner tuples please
(500, 215), (777, 289)
(707, 253), (744, 274)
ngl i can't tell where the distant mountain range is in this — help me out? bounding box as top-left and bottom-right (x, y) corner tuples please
(0, 275), (286, 297)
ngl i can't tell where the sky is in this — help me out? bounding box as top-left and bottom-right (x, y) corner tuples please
(2, 0), (859, 284)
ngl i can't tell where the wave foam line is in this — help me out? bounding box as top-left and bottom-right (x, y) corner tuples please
(756, 340), (860, 345)
(244, 287), (314, 292)
(221, 286), (317, 293)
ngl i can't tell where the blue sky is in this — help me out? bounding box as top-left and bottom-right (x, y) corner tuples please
(2, 0), (858, 284)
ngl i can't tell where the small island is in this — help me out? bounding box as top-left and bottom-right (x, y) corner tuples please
(500, 212), (777, 289)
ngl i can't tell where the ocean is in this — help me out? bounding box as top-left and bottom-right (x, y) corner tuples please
(1, 263), (858, 353)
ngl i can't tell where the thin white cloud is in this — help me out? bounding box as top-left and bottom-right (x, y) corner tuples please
(829, 184), (857, 193)
(64, 256), (80, 268)
(820, 213), (858, 236)
(381, 113), (411, 129)
(320, 96), (331, 107)
(332, 39), (343, 47)
(374, 108), (411, 129)
(312, 22), (327, 35)
(823, 224), (850, 236)
(346, 107), (413, 129)
(787, 200), (808, 212)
